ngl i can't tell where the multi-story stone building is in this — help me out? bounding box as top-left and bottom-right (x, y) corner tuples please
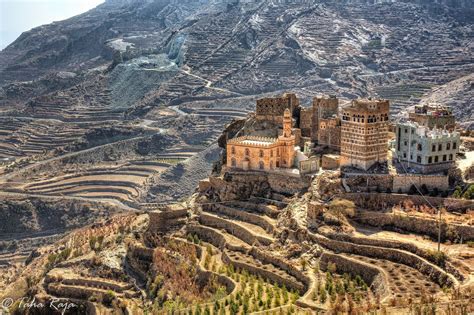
(340, 99), (390, 170)
(395, 121), (460, 173)
(408, 104), (455, 130)
(256, 93), (300, 124)
(317, 116), (341, 150)
(227, 109), (296, 171)
(311, 95), (339, 142)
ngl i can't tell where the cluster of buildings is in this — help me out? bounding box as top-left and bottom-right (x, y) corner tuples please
(226, 93), (460, 177)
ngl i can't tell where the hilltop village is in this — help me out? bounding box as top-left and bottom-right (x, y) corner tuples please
(0, 93), (473, 314)
(219, 93), (468, 195)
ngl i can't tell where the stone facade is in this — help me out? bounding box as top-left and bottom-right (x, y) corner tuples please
(311, 95), (339, 142)
(299, 156), (319, 174)
(392, 174), (449, 193)
(321, 154), (340, 170)
(395, 121), (460, 174)
(340, 99), (390, 170)
(299, 107), (313, 138)
(227, 109), (296, 171)
(318, 117), (341, 149)
(408, 104), (456, 130)
(256, 93), (300, 123)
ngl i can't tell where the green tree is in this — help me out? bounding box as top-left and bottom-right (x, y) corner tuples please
(462, 184), (474, 199)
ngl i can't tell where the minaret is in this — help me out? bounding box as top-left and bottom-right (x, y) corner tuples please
(282, 108), (292, 138)
(278, 109), (296, 168)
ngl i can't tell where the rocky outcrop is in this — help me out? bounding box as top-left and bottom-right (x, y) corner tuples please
(203, 170), (309, 201)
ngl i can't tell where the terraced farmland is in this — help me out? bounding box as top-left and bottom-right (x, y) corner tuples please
(22, 161), (172, 203)
(0, 118), (85, 159)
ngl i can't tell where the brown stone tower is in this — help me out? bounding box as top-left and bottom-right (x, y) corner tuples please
(340, 99), (390, 170)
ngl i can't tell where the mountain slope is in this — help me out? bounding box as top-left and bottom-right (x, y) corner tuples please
(1, 0), (472, 123)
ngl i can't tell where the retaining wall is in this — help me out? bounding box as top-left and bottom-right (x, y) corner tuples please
(199, 213), (272, 245)
(355, 211), (474, 242)
(205, 204), (274, 232)
(320, 253), (390, 300)
(341, 192), (474, 212)
(393, 174), (449, 193)
(307, 232), (456, 288)
(222, 250), (305, 293)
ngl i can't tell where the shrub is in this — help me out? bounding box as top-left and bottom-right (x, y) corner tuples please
(462, 184), (474, 199)
(426, 250), (447, 268)
(408, 185), (418, 195)
(103, 290), (116, 306)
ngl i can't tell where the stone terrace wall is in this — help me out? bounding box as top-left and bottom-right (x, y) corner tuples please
(147, 207), (188, 233)
(221, 250), (305, 293)
(307, 232), (456, 287)
(355, 211), (474, 242)
(204, 204), (275, 232)
(393, 174), (449, 193)
(250, 248), (310, 290)
(341, 192), (474, 212)
(186, 224), (229, 249)
(199, 213), (272, 245)
(322, 232), (464, 280)
(320, 253), (389, 299)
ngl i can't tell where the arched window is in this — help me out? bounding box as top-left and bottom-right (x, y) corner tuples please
(259, 150), (264, 158)
(231, 146), (235, 154)
(231, 158), (236, 167)
(270, 161), (273, 169)
(245, 148), (250, 156)
(259, 161), (264, 170)
(270, 150), (273, 158)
